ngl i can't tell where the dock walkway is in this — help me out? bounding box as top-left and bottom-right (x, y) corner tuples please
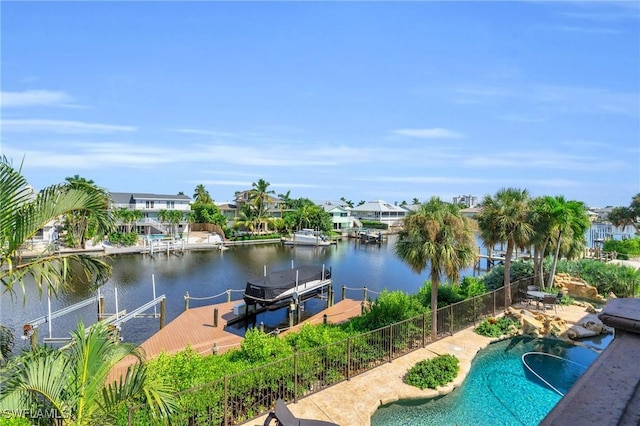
(112, 298), (363, 379)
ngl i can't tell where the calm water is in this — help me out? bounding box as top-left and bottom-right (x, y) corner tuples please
(3, 236), (465, 348)
(371, 335), (611, 426)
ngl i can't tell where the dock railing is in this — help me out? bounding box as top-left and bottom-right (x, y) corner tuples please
(127, 277), (534, 426)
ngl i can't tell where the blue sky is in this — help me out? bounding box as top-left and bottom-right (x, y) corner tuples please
(1, 1), (639, 208)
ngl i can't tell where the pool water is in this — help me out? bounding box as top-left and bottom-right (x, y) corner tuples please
(371, 335), (611, 426)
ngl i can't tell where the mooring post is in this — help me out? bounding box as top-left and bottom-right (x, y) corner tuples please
(30, 328), (38, 349)
(213, 307), (219, 327)
(342, 285), (346, 301)
(184, 292), (190, 310)
(159, 298), (166, 329)
(363, 286), (368, 301)
(98, 295), (105, 320)
(288, 307), (294, 329)
(227, 289), (231, 303)
(323, 314), (328, 325)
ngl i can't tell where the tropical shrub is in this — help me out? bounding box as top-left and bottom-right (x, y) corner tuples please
(553, 259), (640, 297)
(404, 354), (459, 390)
(603, 237), (640, 260)
(459, 276), (488, 298)
(475, 316), (521, 338)
(416, 282), (465, 308)
(360, 220), (388, 230)
(108, 231), (139, 246)
(341, 290), (426, 332)
(481, 260), (534, 291)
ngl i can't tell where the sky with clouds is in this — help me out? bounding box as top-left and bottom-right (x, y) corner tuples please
(1, 1), (638, 207)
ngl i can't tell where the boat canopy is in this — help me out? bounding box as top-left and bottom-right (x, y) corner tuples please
(243, 265), (330, 304)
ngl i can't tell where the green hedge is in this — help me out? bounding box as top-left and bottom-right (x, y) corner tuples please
(475, 316), (521, 338)
(603, 237), (640, 260)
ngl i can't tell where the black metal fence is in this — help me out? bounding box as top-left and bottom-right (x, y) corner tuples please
(127, 278), (533, 425)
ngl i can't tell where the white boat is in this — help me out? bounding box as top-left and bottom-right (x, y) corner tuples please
(283, 229), (331, 246)
(243, 264), (332, 309)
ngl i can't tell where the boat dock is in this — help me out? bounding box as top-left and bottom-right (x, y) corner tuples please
(111, 298), (362, 378)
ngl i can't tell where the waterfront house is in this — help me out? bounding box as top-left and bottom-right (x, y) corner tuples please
(320, 202), (361, 231)
(110, 192), (191, 236)
(348, 200), (407, 227)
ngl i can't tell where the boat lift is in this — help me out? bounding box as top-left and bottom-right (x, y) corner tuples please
(22, 275), (167, 348)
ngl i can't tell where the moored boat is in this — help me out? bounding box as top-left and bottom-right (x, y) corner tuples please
(243, 264), (331, 309)
(283, 229), (331, 246)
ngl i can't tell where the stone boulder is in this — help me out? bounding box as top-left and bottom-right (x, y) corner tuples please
(553, 273), (605, 301)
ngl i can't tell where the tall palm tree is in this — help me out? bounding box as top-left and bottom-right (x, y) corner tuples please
(63, 175), (113, 249)
(192, 184), (213, 204)
(545, 197), (590, 289)
(395, 197), (477, 340)
(249, 179), (275, 233)
(0, 322), (176, 425)
(157, 210), (183, 237)
(528, 196), (556, 289)
(476, 188), (533, 305)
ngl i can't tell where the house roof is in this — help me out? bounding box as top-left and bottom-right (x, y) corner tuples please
(110, 192), (191, 203)
(349, 200), (406, 213)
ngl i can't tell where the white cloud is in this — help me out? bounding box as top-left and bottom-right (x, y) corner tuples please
(462, 150), (625, 172)
(1, 90), (75, 108)
(2, 119), (136, 133)
(393, 128), (465, 139)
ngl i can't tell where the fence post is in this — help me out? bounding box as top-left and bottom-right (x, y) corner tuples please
(449, 304), (454, 335)
(224, 376), (229, 426)
(347, 337), (351, 380)
(184, 292), (189, 310)
(422, 311), (427, 348)
(342, 285), (346, 301)
(294, 352), (298, 402)
(227, 289), (231, 303)
(389, 325), (393, 363)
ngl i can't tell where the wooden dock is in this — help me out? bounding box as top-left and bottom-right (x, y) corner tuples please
(111, 298), (362, 380)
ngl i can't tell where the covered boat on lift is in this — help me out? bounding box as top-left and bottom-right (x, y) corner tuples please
(243, 265), (331, 308)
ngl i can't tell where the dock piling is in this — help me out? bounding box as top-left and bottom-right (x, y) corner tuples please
(184, 292), (190, 310)
(159, 299), (166, 329)
(213, 308), (219, 327)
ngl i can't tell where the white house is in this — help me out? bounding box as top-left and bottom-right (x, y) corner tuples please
(320, 202), (361, 231)
(110, 192), (191, 235)
(349, 200), (407, 227)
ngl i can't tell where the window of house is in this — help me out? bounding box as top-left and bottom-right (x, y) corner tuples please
(145, 201), (154, 208)
(167, 201), (175, 209)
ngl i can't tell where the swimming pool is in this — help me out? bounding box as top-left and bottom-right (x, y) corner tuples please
(371, 335), (612, 426)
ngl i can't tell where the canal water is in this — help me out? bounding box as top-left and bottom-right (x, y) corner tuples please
(4, 235), (478, 349)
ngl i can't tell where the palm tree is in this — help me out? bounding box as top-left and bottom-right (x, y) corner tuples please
(545, 197), (590, 289)
(339, 197), (354, 208)
(249, 179), (275, 233)
(395, 197), (477, 340)
(1, 161), (112, 296)
(1, 159), (112, 361)
(0, 322), (175, 425)
(476, 188), (533, 305)
(412, 198), (420, 205)
(193, 184), (213, 204)
(157, 210), (183, 237)
(278, 190), (293, 209)
(63, 175), (113, 249)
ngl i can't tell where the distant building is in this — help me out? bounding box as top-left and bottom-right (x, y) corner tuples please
(453, 195), (479, 208)
(233, 190), (289, 218)
(110, 192), (191, 235)
(349, 200), (407, 227)
(320, 202), (361, 231)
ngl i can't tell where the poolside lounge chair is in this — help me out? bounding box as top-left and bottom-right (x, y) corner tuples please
(263, 399), (340, 426)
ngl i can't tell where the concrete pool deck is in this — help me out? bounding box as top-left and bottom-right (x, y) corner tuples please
(247, 304), (597, 426)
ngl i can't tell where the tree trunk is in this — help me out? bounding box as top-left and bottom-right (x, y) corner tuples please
(548, 231), (563, 290)
(504, 240), (514, 307)
(431, 269), (439, 341)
